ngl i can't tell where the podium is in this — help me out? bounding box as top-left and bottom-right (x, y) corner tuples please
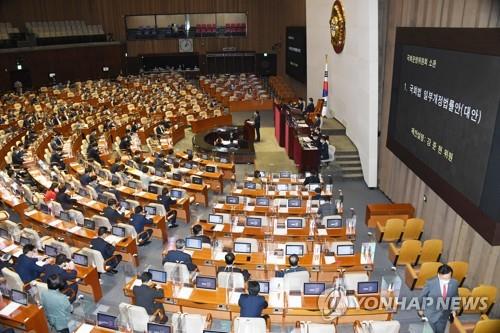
(243, 120), (255, 142)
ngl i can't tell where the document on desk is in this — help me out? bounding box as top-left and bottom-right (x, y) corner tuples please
(233, 189), (242, 194)
(49, 219), (62, 227)
(213, 251), (227, 261)
(176, 287), (193, 299)
(196, 171), (203, 176)
(244, 206), (254, 212)
(214, 203), (224, 209)
(1, 244), (18, 253)
(278, 207), (288, 213)
(213, 224), (224, 232)
(132, 279), (142, 287)
(135, 191), (146, 196)
(25, 209), (37, 216)
(0, 302), (21, 317)
(75, 324), (94, 333)
(104, 235), (122, 245)
(87, 200), (97, 206)
(274, 227), (287, 236)
(231, 226), (244, 233)
(324, 256), (336, 264)
(12, 249), (22, 258)
(68, 226), (81, 233)
(183, 250), (194, 257)
(287, 295), (302, 308)
(317, 229), (328, 236)
(267, 255), (286, 265)
(229, 291), (242, 305)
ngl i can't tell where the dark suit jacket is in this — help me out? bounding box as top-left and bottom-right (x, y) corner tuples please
(162, 250), (196, 272)
(419, 277), (459, 324)
(320, 142), (329, 160)
(80, 173), (93, 187)
(103, 206), (124, 225)
(130, 213), (153, 233)
(132, 284), (164, 315)
(304, 103), (315, 114)
(12, 151), (25, 165)
(217, 265), (250, 281)
(41, 264), (77, 285)
(238, 294), (268, 317)
(275, 265), (308, 278)
(158, 195), (176, 211)
(303, 175), (320, 186)
(108, 188), (121, 201)
(110, 163), (120, 173)
(87, 147), (103, 164)
(90, 237), (115, 260)
(254, 115), (261, 128)
(55, 191), (76, 210)
(14, 254), (44, 283)
(193, 235), (211, 245)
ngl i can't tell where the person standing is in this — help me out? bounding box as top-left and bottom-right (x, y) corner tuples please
(254, 111), (261, 142)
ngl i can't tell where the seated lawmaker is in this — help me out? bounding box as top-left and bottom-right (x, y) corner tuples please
(162, 239), (197, 272)
(80, 166), (96, 187)
(303, 98), (315, 115)
(238, 280), (268, 318)
(108, 178), (122, 201)
(303, 172), (320, 186)
(130, 206), (154, 246)
(275, 254), (308, 277)
(217, 252), (250, 281)
(14, 244), (45, 283)
(133, 272), (167, 323)
(103, 199), (125, 225)
(90, 227), (122, 273)
(87, 142), (103, 165)
(157, 188), (178, 228)
(12, 146), (25, 166)
(191, 224), (211, 245)
(42, 254), (78, 303)
(55, 184), (76, 210)
(50, 151), (66, 170)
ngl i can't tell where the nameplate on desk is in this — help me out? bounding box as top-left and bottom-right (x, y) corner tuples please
(213, 251), (227, 261)
(233, 189), (242, 194)
(176, 287), (193, 299)
(317, 229), (328, 236)
(196, 171), (203, 176)
(135, 191), (146, 196)
(49, 220), (62, 227)
(324, 256), (336, 264)
(214, 203), (224, 209)
(68, 226), (82, 233)
(25, 210), (37, 216)
(244, 206), (254, 212)
(0, 302), (21, 317)
(213, 224), (224, 232)
(273, 228), (287, 236)
(231, 226), (244, 233)
(75, 323), (94, 333)
(279, 191), (286, 196)
(2, 244), (18, 253)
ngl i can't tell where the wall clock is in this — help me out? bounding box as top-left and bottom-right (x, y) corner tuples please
(330, 0), (346, 53)
(178, 38), (193, 53)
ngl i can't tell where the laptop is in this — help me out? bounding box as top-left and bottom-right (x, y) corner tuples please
(279, 171), (291, 178)
(286, 218), (303, 229)
(83, 218), (95, 230)
(78, 188), (88, 197)
(184, 162), (193, 169)
(147, 323), (172, 333)
(72, 253), (88, 267)
(155, 169), (165, 177)
(304, 283), (326, 296)
(255, 197), (269, 207)
(285, 244), (304, 256)
(127, 180), (137, 189)
(44, 244), (58, 257)
(120, 201), (130, 210)
(112, 226), (126, 238)
(172, 173), (182, 181)
(149, 269), (167, 284)
(40, 203), (50, 215)
(170, 189), (183, 199)
(326, 217), (343, 229)
(145, 206), (157, 217)
(97, 313), (119, 330)
(336, 244), (354, 256)
(0, 228), (9, 240)
(226, 196), (239, 205)
(148, 185), (159, 194)
(166, 157), (175, 165)
(205, 165), (216, 173)
(11, 289), (28, 306)
(256, 281), (269, 295)
(200, 153), (209, 160)
(192, 176), (203, 185)
(219, 157), (228, 163)
(244, 181), (256, 190)
(97, 193), (108, 204)
(208, 214), (223, 224)
(357, 281), (379, 294)
(59, 211), (71, 222)
(287, 198), (301, 208)
(246, 217), (262, 227)
(185, 237), (202, 250)
(234, 242), (251, 254)
(98, 170), (107, 179)
(196, 276), (217, 290)
(276, 184), (288, 192)
(19, 236), (31, 246)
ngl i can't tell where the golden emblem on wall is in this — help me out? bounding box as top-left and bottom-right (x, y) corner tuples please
(330, 0), (346, 53)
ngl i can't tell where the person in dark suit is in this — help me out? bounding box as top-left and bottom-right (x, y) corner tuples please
(253, 111), (261, 142)
(119, 133), (132, 151)
(103, 199), (124, 226)
(418, 264), (459, 333)
(155, 124), (165, 137)
(154, 153), (168, 172)
(217, 252), (250, 281)
(157, 188), (178, 228)
(238, 281), (268, 318)
(296, 97), (305, 112)
(50, 151), (66, 169)
(90, 227), (122, 273)
(303, 172), (320, 186)
(132, 272), (167, 323)
(110, 163), (122, 174)
(11, 147), (25, 166)
(275, 254), (309, 277)
(191, 224), (211, 245)
(319, 136), (329, 161)
(311, 187), (325, 201)
(14, 244), (45, 283)
(108, 178), (122, 201)
(80, 167), (96, 187)
(41, 254), (78, 303)
(50, 135), (63, 151)
(162, 239), (197, 272)
(87, 143), (103, 165)
(55, 184), (76, 210)
(304, 98), (315, 115)
(130, 206), (154, 246)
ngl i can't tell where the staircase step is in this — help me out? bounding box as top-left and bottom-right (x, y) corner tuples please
(343, 173), (364, 179)
(335, 155), (360, 162)
(341, 166), (363, 175)
(322, 128), (346, 136)
(335, 150), (359, 156)
(337, 160), (361, 166)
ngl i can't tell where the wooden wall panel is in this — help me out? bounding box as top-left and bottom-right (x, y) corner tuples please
(378, 0), (500, 315)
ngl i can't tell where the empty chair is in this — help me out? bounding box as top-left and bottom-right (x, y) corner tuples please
(49, 201), (63, 217)
(217, 271), (245, 289)
(401, 218), (424, 240)
(123, 304), (150, 332)
(376, 218), (404, 242)
(458, 285), (497, 315)
(1, 268), (28, 291)
(172, 313), (211, 333)
(103, 191), (117, 202)
(343, 272), (369, 291)
(20, 228), (49, 251)
(297, 321), (336, 333)
(417, 239), (443, 264)
(80, 247), (114, 274)
(116, 223), (137, 239)
(448, 261), (469, 286)
(284, 270), (310, 292)
(86, 185), (99, 200)
(125, 199), (140, 210)
(0, 220), (21, 242)
(163, 262), (192, 284)
(353, 320), (400, 333)
(388, 240), (422, 266)
(233, 317), (266, 333)
(92, 215), (112, 230)
(68, 209), (84, 225)
(449, 315), (500, 333)
(405, 261), (442, 290)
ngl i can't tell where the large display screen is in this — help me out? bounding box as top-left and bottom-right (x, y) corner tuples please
(286, 26), (307, 83)
(387, 28), (500, 245)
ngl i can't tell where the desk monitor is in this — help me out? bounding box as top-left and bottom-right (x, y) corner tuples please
(44, 244), (58, 257)
(155, 169), (165, 177)
(111, 175), (120, 184)
(200, 153), (209, 160)
(172, 173), (182, 181)
(72, 253), (88, 266)
(244, 181), (256, 189)
(0, 228), (9, 240)
(279, 171), (291, 178)
(226, 196), (239, 205)
(97, 313), (119, 330)
(148, 185), (159, 194)
(205, 165), (216, 173)
(149, 269), (167, 284)
(78, 188), (88, 197)
(196, 276), (217, 290)
(145, 206), (156, 216)
(246, 217), (262, 227)
(166, 157), (175, 165)
(255, 197), (269, 207)
(208, 214), (223, 224)
(185, 237), (202, 249)
(285, 244), (304, 256)
(98, 170), (107, 179)
(192, 176), (203, 185)
(127, 180), (137, 189)
(187, 149), (193, 156)
(276, 184), (289, 192)
(257, 281), (269, 294)
(97, 193), (108, 204)
(220, 157), (228, 163)
(112, 226), (126, 238)
(336, 244), (354, 256)
(40, 203), (50, 215)
(11, 289), (28, 306)
(120, 201), (130, 210)
(234, 242), (251, 254)
(170, 189), (183, 199)
(184, 161), (193, 169)
(304, 283), (326, 296)
(148, 323), (172, 333)
(286, 218), (303, 229)
(357, 281), (379, 295)
(83, 218), (95, 230)
(19, 236), (31, 246)
(326, 217), (343, 229)
(59, 211), (71, 222)
(287, 198), (302, 208)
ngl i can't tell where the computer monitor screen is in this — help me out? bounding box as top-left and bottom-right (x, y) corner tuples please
(234, 242), (251, 254)
(287, 198), (301, 208)
(11, 289), (28, 306)
(59, 211), (71, 222)
(145, 206), (156, 216)
(120, 201), (130, 210)
(226, 196), (239, 204)
(205, 166), (216, 173)
(78, 188), (88, 197)
(0, 228), (9, 239)
(184, 162), (193, 169)
(172, 173), (182, 181)
(357, 281), (379, 294)
(19, 236), (31, 246)
(72, 253), (88, 266)
(155, 169), (165, 177)
(147, 323), (172, 333)
(255, 197), (269, 206)
(304, 283), (326, 296)
(149, 269), (167, 283)
(44, 245), (58, 257)
(326, 218), (342, 229)
(201, 153), (209, 160)
(244, 181), (256, 189)
(257, 281), (269, 294)
(83, 219), (95, 230)
(112, 226), (126, 237)
(170, 190), (183, 199)
(98, 170), (107, 179)
(276, 184), (289, 191)
(187, 149), (193, 156)
(148, 185), (159, 194)
(220, 157), (228, 163)
(246, 217), (262, 227)
(287, 218), (303, 229)
(166, 157), (174, 165)
(336, 244), (354, 256)
(192, 176), (203, 185)
(208, 214), (223, 224)
(40, 203), (50, 214)
(279, 171), (291, 178)
(111, 175), (120, 184)
(97, 193), (108, 204)
(285, 244), (304, 256)
(196, 276), (216, 290)
(127, 180), (137, 189)
(97, 313), (118, 330)
(185, 237), (202, 249)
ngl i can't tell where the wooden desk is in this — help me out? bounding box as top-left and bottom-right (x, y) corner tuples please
(175, 152), (235, 180)
(365, 203), (415, 228)
(231, 187), (332, 199)
(190, 114), (233, 134)
(229, 99), (273, 112)
(213, 202), (317, 217)
(0, 299), (49, 333)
